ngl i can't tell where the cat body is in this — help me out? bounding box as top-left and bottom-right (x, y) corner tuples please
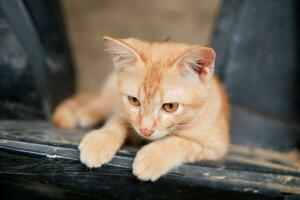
(53, 37), (230, 181)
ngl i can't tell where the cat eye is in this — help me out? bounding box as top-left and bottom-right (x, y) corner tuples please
(128, 96), (140, 106)
(162, 103), (179, 113)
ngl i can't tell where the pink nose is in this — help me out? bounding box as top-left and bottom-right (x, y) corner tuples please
(140, 128), (153, 137)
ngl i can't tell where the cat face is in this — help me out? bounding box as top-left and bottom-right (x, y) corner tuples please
(104, 36), (215, 140)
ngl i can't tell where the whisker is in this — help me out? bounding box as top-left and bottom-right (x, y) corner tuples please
(166, 119), (195, 134)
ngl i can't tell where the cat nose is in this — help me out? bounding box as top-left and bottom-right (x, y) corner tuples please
(140, 128), (153, 137)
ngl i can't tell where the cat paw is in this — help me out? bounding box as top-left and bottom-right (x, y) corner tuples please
(132, 145), (173, 182)
(53, 104), (97, 129)
(79, 130), (117, 168)
(52, 104), (77, 129)
(75, 109), (99, 128)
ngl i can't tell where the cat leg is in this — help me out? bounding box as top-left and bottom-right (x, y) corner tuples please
(79, 115), (128, 168)
(133, 132), (228, 181)
(132, 136), (204, 181)
(53, 89), (117, 129)
(52, 74), (117, 129)
(52, 94), (102, 129)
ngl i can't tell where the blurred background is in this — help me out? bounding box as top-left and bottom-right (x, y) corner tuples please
(61, 0), (222, 92)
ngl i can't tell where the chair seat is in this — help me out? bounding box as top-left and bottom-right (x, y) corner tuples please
(0, 120), (299, 199)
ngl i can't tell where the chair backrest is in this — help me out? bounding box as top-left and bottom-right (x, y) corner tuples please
(0, 0), (75, 119)
(212, 0), (300, 151)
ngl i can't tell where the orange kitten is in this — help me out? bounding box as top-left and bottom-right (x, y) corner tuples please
(53, 36), (230, 181)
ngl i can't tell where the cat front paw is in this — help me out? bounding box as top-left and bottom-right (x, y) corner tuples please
(79, 130), (118, 168)
(133, 145), (175, 182)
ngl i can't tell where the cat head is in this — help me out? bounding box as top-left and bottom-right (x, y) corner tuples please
(103, 36), (215, 140)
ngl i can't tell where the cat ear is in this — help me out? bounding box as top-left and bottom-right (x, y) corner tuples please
(103, 36), (142, 70)
(176, 46), (216, 82)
